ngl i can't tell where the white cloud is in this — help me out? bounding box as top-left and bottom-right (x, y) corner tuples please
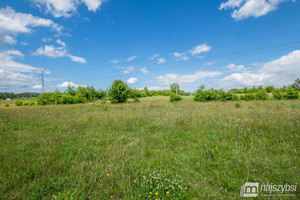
(32, 84), (43, 89)
(219, 0), (293, 20)
(127, 77), (138, 84)
(205, 61), (216, 66)
(0, 6), (62, 34)
(140, 67), (149, 74)
(31, 0), (106, 18)
(33, 40), (86, 63)
(173, 52), (189, 61)
(82, 0), (105, 12)
(0, 7), (62, 46)
(219, 0), (244, 10)
(110, 59), (119, 63)
(2, 35), (16, 44)
(122, 66), (135, 74)
(126, 55), (138, 61)
(57, 81), (79, 88)
(150, 54), (160, 60)
(156, 71), (222, 85)
(0, 50), (44, 89)
(220, 50), (300, 88)
(56, 39), (66, 47)
(42, 37), (52, 42)
(225, 63), (245, 71)
(157, 58), (166, 64)
(190, 44), (212, 55)
(21, 41), (28, 46)
(69, 55), (87, 64)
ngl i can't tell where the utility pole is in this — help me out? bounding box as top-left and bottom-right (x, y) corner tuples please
(41, 70), (45, 93)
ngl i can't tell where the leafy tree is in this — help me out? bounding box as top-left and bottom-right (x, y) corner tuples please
(290, 78), (300, 91)
(170, 83), (180, 94)
(108, 80), (129, 103)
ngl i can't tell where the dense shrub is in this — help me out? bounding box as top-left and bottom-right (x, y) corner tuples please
(14, 99), (23, 106)
(285, 88), (299, 99)
(240, 93), (256, 101)
(194, 88), (238, 102)
(272, 89), (283, 100)
(255, 90), (268, 100)
(170, 94), (182, 102)
(108, 80), (129, 103)
(134, 97), (140, 103)
(4, 103), (9, 107)
(235, 102), (241, 108)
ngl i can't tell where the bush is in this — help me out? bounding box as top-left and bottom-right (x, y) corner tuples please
(255, 90), (268, 100)
(134, 97), (140, 103)
(240, 93), (256, 101)
(4, 103), (9, 107)
(170, 94), (182, 102)
(108, 80), (129, 103)
(100, 100), (106, 104)
(272, 89), (283, 100)
(23, 102), (29, 106)
(14, 99), (23, 106)
(285, 88), (299, 99)
(29, 102), (35, 106)
(235, 102), (241, 108)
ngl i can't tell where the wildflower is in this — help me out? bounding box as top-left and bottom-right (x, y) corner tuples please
(155, 192), (158, 196)
(110, 195), (113, 198)
(107, 174), (110, 176)
(166, 191), (170, 195)
(149, 192), (152, 195)
(143, 176), (145, 179)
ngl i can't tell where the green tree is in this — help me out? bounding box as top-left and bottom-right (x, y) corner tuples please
(290, 78), (300, 91)
(170, 83), (179, 94)
(108, 80), (129, 103)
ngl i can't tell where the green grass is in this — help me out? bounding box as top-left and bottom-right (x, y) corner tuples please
(0, 97), (299, 199)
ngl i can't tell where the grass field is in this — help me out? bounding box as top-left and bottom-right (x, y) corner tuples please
(0, 97), (299, 199)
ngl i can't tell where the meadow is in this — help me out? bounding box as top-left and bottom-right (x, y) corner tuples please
(0, 96), (299, 199)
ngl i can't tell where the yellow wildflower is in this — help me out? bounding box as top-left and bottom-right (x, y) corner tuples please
(155, 192), (158, 196)
(166, 191), (170, 195)
(143, 176), (145, 179)
(110, 195), (113, 198)
(106, 174), (110, 176)
(149, 192), (152, 194)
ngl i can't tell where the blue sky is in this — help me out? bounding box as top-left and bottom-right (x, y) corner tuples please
(0, 0), (300, 92)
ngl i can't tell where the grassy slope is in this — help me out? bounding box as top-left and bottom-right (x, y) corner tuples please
(0, 97), (299, 199)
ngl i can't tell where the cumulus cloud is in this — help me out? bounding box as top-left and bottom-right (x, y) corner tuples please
(0, 50), (44, 89)
(219, 0), (293, 20)
(126, 55), (138, 61)
(33, 40), (87, 63)
(110, 59), (119, 64)
(122, 66), (135, 74)
(127, 77), (138, 84)
(140, 67), (149, 74)
(156, 71), (222, 85)
(150, 54), (160, 60)
(31, 0), (106, 18)
(225, 63), (245, 71)
(0, 7), (62, 47)
(57, 81), (79, 88)
(32, 84), (43, 89)
(220, 50), (300, 88)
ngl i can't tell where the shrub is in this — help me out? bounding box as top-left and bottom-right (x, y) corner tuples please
(272, 89), (283, 100)
(29, 102), (35, 106)
(285, 88), (299, 99)
(240, 93), (256, 101)
(134, 97), (140, 103)
(170, 94), (182, 102)
(23, 102), (29, 106)
(108, 80), (129, 103)
(100, 100), (106, 104)
(4, 103), (9, 107)
(235, 102), (241, 108)
(255, 90), (268, 100)
(14, 99), (23, 106)
(102, 106), (108, 111)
